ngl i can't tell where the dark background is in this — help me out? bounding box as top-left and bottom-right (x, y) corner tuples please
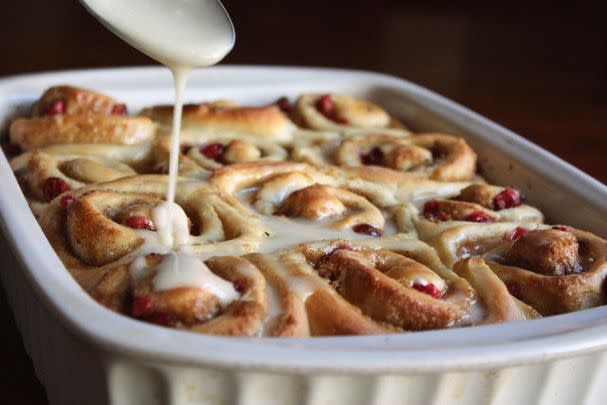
(2, 1), (607, 403)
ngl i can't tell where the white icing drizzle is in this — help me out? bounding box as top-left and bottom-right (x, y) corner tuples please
(153, 253), (239, 305)
(412, 277), (429, 286)
(83, 0), (235, 297)
(129, 255), (150, 282)
(151, 201), (191, 249)
(454, 299), (487, 327)
(271, 256), (318, 303)
(235, 188), (398, 254)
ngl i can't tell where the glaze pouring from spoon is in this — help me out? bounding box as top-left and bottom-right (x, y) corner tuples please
(80, 0), (236, 294)
(80, 0), (235, 250)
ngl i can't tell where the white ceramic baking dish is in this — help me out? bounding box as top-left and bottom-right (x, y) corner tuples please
(2, 66), (607, 405)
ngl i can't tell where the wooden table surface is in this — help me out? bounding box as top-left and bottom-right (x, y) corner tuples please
(1, 1), (606, 403)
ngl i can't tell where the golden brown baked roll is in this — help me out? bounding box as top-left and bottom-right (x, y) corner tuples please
(10, 85), (156, 151)
(141, 101), (297, 142)
(486, 226), (607, 315)
(293, 132), (477, 182)
(291, 93), (408, 132)
(296, 236), (474, 331)
(93, 253), (284, 336)
(393, 184), (544, 239)
(10, 114), (156, 150)
(31, 85), (129, 117)
(430, 222), (607, 315)
(209, 161), (391, 245)
(336, 165), (474, 207)
(10, 144), (152, 200)
(150, 130), (290, 178)
(453, 258), (540, 323)
(38, 175), (263, 288)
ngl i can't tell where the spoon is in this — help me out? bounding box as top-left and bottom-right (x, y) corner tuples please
(79, 0), (235, 69)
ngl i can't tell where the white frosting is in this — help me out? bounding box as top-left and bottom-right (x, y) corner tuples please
(129, 252), (239, 306)
(412, 277), (429, 286)
(153, 253), (238, 305)
(152, 202), (191, 249)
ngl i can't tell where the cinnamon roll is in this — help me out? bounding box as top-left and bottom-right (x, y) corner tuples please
(291, 93), (408, 132)
(141, 101), (297, 142)
(151, 130), (290, 177)
(431, 222), (607, 315)
(396, 183), (544, 239)
(10, 144), (153, 200)
(31, 85), (129, 117)
(10, 86), (155, 150)
(38, 175), (263, 289)
(297, 236), (474, 330)
(209, 162), (393, 248)
(294, 133), (477, 182)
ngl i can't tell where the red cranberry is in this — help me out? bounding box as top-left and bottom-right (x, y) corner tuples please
(43, 177), (71, 202)
(360, 146), (384, 166)
(276, 96), (292, 113)
(125, 216), (156, 231)
(465, 211), (495, 223)
(146, 312), (177, 327)
(335, 116), (349, 125)
(505, 281), (521, 299)
(45, 99), (65, 116)
(200, 143), (225, 161)
(316, 94), (335, 115)
(508, 227), (529, 241)
(423, 200), (447, 221)
(59, 194), (76, 209)
(232, 279), (247, 294)
(493, 187), (523, 210)
(315, 94), (348, 124)
(132, 296), (153, 317)
(413, 283), (442, 299)
(352, 224), (383, 237)
(110, 103), (128, 115)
